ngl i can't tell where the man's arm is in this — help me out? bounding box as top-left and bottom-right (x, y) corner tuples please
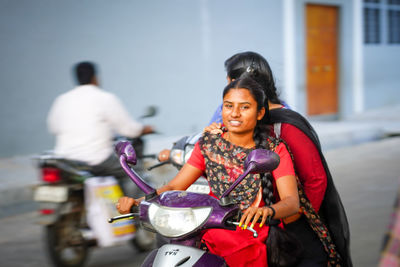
(104, 94), (149, 138)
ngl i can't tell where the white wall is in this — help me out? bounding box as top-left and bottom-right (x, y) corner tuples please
(0, 0), (284, 157)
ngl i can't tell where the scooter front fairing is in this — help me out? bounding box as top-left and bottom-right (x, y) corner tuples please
(142, 244), (226, 267)
(138, 191), (239, 240)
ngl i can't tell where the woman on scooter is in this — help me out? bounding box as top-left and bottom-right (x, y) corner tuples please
(158, 51), (351, 266)
(206, 51), (351, 267)
(118, 77), (338, 266)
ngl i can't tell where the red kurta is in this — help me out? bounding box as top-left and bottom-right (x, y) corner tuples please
(187, 138), (295, 267)
(188, 142), (294, 180)
(276, 123), (327, 212)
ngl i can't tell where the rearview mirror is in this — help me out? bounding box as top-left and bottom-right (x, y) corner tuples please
(220, 149), (280, 203)
(114, 141), (137, 165)
(244, 149), (280, 174)
(140, 106), (158, 119)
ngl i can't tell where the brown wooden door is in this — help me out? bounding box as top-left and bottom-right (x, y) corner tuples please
(306, 4), (339, 116)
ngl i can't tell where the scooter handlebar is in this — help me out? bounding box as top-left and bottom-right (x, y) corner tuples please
(147, 160), (169, 171)
(108, 213), (137, 223)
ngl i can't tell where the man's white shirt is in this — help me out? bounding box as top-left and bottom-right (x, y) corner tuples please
(47, 85), (144, 165)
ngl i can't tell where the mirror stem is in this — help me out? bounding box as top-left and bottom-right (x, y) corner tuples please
(220, 162), (255, 199)
(119, 155), (156, 195)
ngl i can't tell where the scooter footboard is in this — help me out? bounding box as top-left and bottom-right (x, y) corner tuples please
(142, 244), (226, 267)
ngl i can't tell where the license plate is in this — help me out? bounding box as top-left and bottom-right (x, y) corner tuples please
(34, 185), (68, 203)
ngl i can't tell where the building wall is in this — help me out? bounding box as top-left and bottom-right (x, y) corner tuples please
(364, 46), (400, 109)
(1, 0), (399, 157)
(363, 0), (400, 109)
(0, 0), (284, 157)
(293, 0), (400, 117)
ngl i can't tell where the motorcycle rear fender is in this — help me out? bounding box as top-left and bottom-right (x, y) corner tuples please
(35, 201), (75, 225)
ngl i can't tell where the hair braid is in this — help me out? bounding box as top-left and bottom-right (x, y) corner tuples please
(254, 122), (303, 267)
(253, 124), (275, 207)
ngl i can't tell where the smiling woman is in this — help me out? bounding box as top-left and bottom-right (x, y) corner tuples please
(222, 88), (265, 147)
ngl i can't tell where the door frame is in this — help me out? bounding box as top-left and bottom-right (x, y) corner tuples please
(289, 0), (353, 119)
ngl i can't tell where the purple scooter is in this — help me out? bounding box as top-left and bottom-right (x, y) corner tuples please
(109, 141), (280, 267)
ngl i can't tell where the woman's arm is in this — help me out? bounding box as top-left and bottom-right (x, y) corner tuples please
(269, 174), (300, 218)
(239, 174), (299, 229)
(117, 163), (203, 214)
(156, 164), (203, 194)
(239, 143), (300, 229)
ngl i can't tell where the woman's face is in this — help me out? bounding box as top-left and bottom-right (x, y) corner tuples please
(222, 88), (265, 135)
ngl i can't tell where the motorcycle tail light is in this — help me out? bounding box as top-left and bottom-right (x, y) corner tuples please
(42, 167), (61, 183)
(40, 209), (55, 215)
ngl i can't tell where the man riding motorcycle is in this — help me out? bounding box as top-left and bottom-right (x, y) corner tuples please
(47, 61), (154, 183)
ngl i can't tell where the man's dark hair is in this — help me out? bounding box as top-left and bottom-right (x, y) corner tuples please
(74, 61), (96, 85)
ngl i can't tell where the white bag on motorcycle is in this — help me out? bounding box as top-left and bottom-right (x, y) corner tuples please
(84, 176), (135, 247)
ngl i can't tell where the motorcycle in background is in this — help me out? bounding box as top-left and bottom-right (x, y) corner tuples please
(109, 141), (280, 267)
(33, 107), (158, 267)
(147, 133), (210, 194)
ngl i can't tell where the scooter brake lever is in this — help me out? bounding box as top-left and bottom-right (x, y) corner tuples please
(147, 161), (169, 171)
(108, 213), (137, 223)
(227, 221), (258, 238)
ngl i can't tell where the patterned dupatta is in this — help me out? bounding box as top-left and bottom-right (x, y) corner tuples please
(198, 132), (261, 210)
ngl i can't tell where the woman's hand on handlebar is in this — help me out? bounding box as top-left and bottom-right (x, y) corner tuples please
(117, 196), (140, 214)
(204, 122), (223, 134)
(239, 206), (273, 229)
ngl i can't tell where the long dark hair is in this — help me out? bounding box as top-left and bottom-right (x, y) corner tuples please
(225, 51), (282, 105)
(223, 77), (302, 267)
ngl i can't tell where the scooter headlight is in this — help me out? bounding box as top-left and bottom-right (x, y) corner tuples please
(148, 203), (212, 238)
(170, 149), (184, 166)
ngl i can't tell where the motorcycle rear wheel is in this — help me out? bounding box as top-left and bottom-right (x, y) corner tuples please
(44, 214), (89, 267)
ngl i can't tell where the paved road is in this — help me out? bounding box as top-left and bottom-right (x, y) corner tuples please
(0, 136), (399, 266)
(0, 210), (151, 267)
(324, 136), (400, 267)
